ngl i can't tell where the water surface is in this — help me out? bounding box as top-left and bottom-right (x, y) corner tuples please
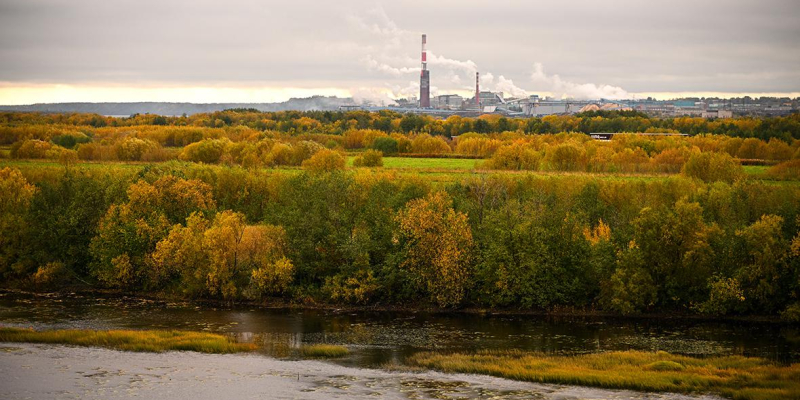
(1, 291), (797, 367)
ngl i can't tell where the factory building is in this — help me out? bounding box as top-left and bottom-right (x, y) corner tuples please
(432, 94), (464, 110)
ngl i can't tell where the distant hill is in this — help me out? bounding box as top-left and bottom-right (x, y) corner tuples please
(0, 96), (356, 116)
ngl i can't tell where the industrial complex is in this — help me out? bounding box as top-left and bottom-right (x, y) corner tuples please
(341, 34), (799, 118)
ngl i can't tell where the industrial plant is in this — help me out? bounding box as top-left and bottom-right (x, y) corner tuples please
(341, 34), (799, 119)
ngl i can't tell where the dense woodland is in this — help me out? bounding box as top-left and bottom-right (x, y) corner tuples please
(1, 111), (799, 319)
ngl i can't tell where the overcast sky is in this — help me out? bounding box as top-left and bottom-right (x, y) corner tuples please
(1, 0), (798, 104)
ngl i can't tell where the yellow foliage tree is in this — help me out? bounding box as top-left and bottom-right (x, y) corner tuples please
(150, 211), (293, 299)
(302, 149), (345, 173)
(396, 191), (473, 307)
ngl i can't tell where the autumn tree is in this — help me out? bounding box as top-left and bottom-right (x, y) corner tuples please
(90, 176), (216, 289)
(302, 149), (345, 173)
(352, 149), (383, 167)
(396, 191), (473, 307)
(149, 211), (293, 299)
(600, 241), (657, 315)
(735, 214), (789, 312)
(681, 151), (744, 183)
(0, 168), (36, 279)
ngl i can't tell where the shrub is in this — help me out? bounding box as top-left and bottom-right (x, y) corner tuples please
(546, 142), (586, 171)
(484, 143), (541, 170)
(372, 136), (399, 154)
(52, 133), (91, 149)
(352, 149), (383, 167)
(302, 149), (345, 173)
(117, 137), (160, 161)
(411, 134), (451, 154)
(681, 151), (744, 183)
(179, 138), (229, 163)
(766, 159), (800, 180)
(300, 344), (348, 358)
(11, 139), (52, 159)
(646, 361), (686, 371)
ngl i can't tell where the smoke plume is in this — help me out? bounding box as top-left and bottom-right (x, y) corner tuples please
(530, 63), (629, 100)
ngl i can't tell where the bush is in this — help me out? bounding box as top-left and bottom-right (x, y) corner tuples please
(372, 136), (399, 154)
(179, 138), (229, 163)
(411, 134), (451, 154)
(766, 159), (800, 180)
(302, 149), (345, 173)
(116, 137), (160, 161)
(484, 143), (541, 170)
(11, 139), (52, 159)
(646, 361), (686, 371)
(300, 344), (349, 358)
(546, 142), (586, 171)
(52, 133), (91, 149)
(681, 151), (744, 183)
(352, 150), (383, 167)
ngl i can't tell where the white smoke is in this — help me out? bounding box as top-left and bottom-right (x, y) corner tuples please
(363, 55), (417, 76)
(530, 63), (629, 100)
(349, 8), (629, 102)
(479, 72), (528, 98)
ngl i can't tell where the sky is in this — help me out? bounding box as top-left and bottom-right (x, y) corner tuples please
(0, 0), (799, 104)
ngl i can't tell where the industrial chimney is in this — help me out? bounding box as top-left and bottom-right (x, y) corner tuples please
(419, 34), (430, 108)
(475, 72), (480, 109)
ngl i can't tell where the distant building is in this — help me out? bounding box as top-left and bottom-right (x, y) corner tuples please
(433, 94), (464, 110)
(478, 91), (505, 106)
(590, 132), (689, 141)
(702, 110), (733, 119)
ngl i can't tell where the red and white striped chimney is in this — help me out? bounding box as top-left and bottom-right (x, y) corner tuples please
(476, 72), (480, 108)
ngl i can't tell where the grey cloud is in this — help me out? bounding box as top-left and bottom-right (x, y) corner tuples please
(0, 0), (798, 94)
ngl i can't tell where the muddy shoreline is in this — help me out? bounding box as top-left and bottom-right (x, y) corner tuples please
(0, 343), (722, 400)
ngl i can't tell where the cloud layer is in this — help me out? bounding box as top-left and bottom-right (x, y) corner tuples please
(0, 0), (798, 103)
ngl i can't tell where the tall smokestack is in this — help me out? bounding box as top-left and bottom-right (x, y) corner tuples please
(476, 72), (480, 109)
(419, 34), (430, 108)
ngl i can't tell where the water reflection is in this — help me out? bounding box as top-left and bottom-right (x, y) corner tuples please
(1, 290), (797, 366)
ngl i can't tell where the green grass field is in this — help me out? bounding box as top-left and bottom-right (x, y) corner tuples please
(3, 158), (795, 187)
(744, 165), (769, 175)
(347, 156), (480, 170)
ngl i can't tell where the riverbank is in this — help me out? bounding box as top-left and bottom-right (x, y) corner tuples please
(0, 288), (791, 325)
(0, 343), (722, 400)
(407, 350), (800, 400)
(1, 326), (796, 399)
(0, 327), (255, 353)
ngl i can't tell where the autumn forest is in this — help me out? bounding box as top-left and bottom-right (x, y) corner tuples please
(1, 110), (799, 320)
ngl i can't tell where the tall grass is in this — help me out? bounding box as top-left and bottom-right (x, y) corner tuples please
(406, 350), (800, 400)
(0, 327), (256, 354)
(300, 344), (349, 358)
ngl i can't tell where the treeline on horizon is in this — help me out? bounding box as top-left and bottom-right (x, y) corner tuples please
(2, 111), (800, 180)
(2, 109), (800, 139)
(1, 163), (799, 319)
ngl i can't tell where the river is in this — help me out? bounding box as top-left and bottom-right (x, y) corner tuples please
(0, 290), (797, 399)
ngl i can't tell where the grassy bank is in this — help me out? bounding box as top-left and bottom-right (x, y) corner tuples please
(300, 344), (349, 358)
(0, 327), (256, 354)
(406, 350), (800, 400)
